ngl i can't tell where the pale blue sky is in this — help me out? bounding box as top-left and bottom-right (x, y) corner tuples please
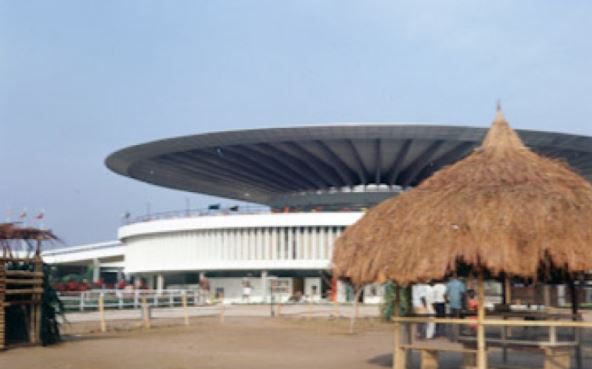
(1, 1), (592, 245)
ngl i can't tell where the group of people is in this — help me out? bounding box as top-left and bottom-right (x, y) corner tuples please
(411, 277), (478, 339)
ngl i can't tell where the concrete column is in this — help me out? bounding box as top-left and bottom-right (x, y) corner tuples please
(256, 229), (262, 260)
(327, 227), (335, 260)
(312, 227), (318, 260)
(217, 231), (223, 259)
(248, 229), (255, 260)
(261, 270), (268, 303)
(295, 227), (304, 260)
(271, 228), (278, 260)
(319, 227), (326, 259)
(157, 273), (165, 292)
(287, 227), (294, 260)
(277, 228), (284, 260)
(92, 258), (101, 284)
(221, 231), (227, 260)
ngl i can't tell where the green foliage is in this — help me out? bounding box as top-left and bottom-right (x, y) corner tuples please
(61, 273), (81, 283)
(41, 263), (64, 346)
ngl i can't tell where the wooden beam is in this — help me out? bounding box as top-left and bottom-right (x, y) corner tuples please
(5, 279), (43, 285)
(6, 270), (43, 278)
(3, 300), (38, 307)
(391, 317), (592, 328)
(5, 288), (43, 295)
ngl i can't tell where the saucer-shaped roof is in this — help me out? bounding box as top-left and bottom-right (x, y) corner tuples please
(106, 124), (592, 206)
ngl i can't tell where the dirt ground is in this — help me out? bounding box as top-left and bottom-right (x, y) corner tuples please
(1, 315), (590, 369)
(0, 317), (396, 369)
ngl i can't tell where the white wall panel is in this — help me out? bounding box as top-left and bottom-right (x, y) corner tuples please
(121, 213), (362, 274)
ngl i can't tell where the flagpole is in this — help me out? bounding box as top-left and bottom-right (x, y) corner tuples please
(38, 209), (45, 229)
(20, 207), (28, 227)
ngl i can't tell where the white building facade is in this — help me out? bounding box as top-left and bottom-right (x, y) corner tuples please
(120, 211), (363, 303)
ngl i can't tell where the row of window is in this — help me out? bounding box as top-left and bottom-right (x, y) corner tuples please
(128, 226), (346, 261)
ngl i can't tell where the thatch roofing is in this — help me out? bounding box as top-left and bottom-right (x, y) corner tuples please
(0, 223), (56, 241)
(332, 109), (592, 286)
(0, 223), (57, 258)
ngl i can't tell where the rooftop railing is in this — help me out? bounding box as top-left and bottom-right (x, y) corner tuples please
(123, 205), (271, 225)
(123, 205), (366, 225)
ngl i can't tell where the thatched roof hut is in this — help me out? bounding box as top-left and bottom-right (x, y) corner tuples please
(333, 109), (592, 286)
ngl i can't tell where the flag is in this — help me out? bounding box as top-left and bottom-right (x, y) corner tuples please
(35, 211), (44, 220)
(19, 209), (27, 219)
(208, 204), (221, 210)
(229, 205), (239, 212)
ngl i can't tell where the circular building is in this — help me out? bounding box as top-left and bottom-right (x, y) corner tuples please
(106, 124), (592, 302)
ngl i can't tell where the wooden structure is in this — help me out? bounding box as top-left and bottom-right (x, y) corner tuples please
(333, 107), (592, 369)
(0, 223), (55, 350)
(0, 255), (44, 349)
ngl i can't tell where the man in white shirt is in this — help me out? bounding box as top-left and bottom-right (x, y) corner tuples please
(412, 283), (435, 339)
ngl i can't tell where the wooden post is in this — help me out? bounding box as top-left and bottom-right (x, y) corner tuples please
(503, 275), (511, 305)
(0, 258), (5, 350)
(182, 291), (189, 326)
(35, 256), (42, 343)
(98, 292), (107, 333)
(502, 274), (511, 364)
(569, 277), (583, 369)
(334, 299), (340, 317)
(219, 292), (225, 323)
(393, 286), (406, 369)
(28, 255), (43, 344)
(477, 273), (488, 369)
(349, 287), (363, 334)
(141, 296), (151, 329)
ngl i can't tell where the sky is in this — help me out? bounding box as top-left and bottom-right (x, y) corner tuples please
(1, 1), (592, 246)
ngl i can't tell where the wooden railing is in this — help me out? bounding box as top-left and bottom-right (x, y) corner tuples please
(391, 315), (591, 369)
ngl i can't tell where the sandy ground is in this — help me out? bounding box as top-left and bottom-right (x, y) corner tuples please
(1, 306), (591, 369)
(1, 316), (396, 369)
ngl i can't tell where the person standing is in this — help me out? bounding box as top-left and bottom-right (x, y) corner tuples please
(199, 275), (210, 304)
(242, 278), (252, 303)
(412, 283), (435, 339)
(412, 284), (428, 339)
(432, 281), (447, 337)
(445, 277), (466, 340)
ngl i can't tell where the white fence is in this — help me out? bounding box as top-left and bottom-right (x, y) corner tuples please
(59, 289), (209, 312)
